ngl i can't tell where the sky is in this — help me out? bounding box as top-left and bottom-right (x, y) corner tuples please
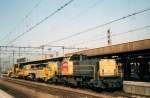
(0, 0), (150, 48)
(0, 0), (150, 70)
(0, 0), (150, 55)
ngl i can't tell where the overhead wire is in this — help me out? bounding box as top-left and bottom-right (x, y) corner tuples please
(68, 25), (150, 46)
(43, 7), (150, 46)
(25, 0), (42, 19)
(112, 25), (150, 37)
(70, 0), (104, 20)
(0, 0), (42, 42)
(47, 0), (105, 37)
(6, 0), (75, 45)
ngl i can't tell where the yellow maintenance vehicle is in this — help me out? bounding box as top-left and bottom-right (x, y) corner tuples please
(8, 64), (20, 78)
(31, 62), (58, 81)
(9, 61), (58, 82)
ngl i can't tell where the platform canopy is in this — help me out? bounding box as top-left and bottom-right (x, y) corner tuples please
(66, 39), (150, 57)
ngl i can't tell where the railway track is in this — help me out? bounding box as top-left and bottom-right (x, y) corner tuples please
(1, 77), (147, 98)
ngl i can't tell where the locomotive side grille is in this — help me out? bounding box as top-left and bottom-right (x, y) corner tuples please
(73, 64), (95, 77)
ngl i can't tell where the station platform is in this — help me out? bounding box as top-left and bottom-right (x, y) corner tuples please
(123, 81), (150, 97)
(0, 89), (14, 98)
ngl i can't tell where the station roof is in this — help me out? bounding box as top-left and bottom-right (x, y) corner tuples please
(65, 39), (150, 57)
